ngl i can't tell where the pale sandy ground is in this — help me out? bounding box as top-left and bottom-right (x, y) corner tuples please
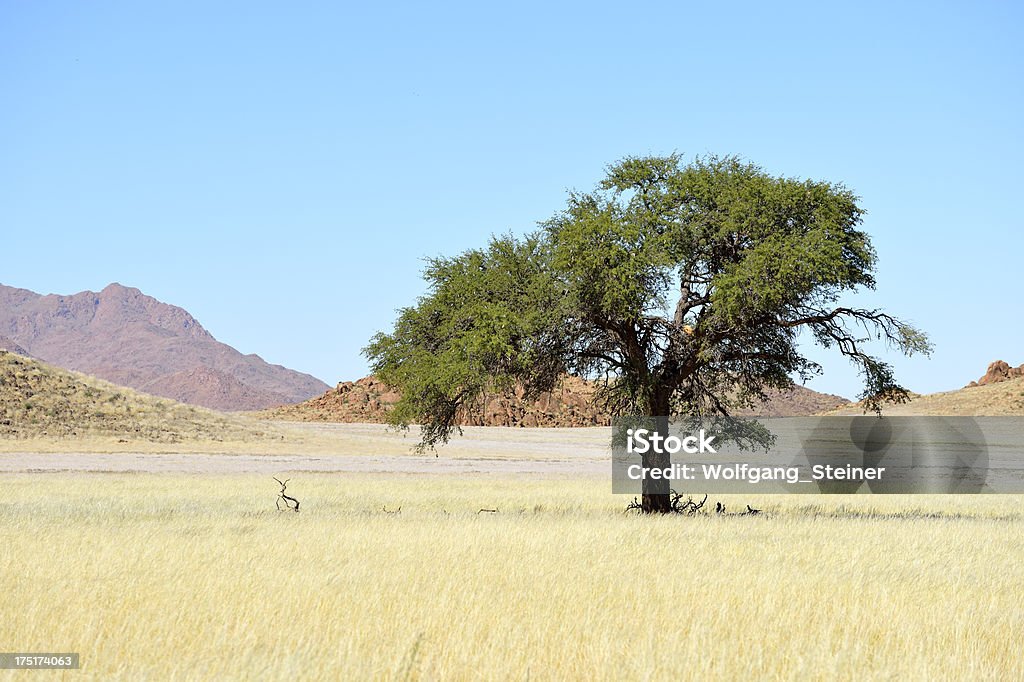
(0, 422), (611, 476)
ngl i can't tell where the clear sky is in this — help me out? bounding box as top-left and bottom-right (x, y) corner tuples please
(2, 1), (1021, 398)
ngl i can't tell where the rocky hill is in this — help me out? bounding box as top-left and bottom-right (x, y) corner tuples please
(966, 360), (1024, 387)
(733, 384), (852, 417)
(264, 376), (608, 427)
(828, 359), (1024, 416)
(261, 375), (850, 426)
(0, 349), (281, 442)
(0, 283), (329, 410)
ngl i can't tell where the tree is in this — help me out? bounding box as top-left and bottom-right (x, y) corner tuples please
(364, 155), (931, 513)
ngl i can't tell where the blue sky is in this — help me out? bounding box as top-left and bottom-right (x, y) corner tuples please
(2, 1), (1021, 397)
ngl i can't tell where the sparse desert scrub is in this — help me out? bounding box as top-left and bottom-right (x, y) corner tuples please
(1, 474), (1021, 680)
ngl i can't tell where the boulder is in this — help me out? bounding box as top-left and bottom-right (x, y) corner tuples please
(974, 360), (1024, 386)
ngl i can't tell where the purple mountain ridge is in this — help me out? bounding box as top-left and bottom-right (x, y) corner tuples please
(0, 282), (329, 411)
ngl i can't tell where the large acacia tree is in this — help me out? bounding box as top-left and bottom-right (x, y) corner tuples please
(365, 155), (930, 512)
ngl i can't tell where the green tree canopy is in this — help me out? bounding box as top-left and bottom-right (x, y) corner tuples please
(365, 155), (930, 509)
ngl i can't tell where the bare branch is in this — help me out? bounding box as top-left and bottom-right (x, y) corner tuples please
(274, 477), (300, 512)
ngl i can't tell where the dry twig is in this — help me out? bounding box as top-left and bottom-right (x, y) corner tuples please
(274, 477), (300, 512)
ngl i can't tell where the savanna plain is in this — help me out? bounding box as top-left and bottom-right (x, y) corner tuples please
(2, 423), (1022, 681)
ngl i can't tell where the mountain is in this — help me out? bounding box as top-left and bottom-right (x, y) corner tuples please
(0, 335), (31, 357)
(0, 349), (279, 441)
(260, 375), (850, 426)
(0, 282), (329, 410)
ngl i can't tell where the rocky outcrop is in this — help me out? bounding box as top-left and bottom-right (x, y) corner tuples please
(263, 375), (612, 426)
(966, 360), (1024, 388)
(262, 375), (850, 425)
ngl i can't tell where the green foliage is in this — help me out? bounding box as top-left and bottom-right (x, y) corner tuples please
(365, 234), (575, 449)
(365, 155), (930, 449)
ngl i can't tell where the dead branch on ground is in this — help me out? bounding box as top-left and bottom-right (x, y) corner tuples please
(626, 494), (764, 516)
(274, 477), (300, 512)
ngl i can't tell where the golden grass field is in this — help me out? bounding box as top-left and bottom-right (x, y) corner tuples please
(2, 473), (1022, 681)
(4, 351), (1023, 679)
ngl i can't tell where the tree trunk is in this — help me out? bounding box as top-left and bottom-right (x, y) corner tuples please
(641, 393), (673, 514)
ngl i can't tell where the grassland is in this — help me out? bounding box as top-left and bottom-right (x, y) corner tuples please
(4, 350), (1023, 679)
(0, 350), (285, 446)
(2, 474), (1021, 681)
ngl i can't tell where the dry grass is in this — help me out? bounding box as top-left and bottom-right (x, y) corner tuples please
(0, 352), (422, 455)
(829, 376), (1024, 416)
(1, 474), (1021, 680)
(3, 350), (1023, 678)
(0, 350), (284, 445)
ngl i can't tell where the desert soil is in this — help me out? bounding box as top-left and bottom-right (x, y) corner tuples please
(0, 422), (611, 476)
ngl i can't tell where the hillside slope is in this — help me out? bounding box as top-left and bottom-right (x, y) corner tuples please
(0, 335), (31, 357)
(0, 349), (281, 442)
(0, 282), (329, 410)
(829, 360), (1024, 416)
